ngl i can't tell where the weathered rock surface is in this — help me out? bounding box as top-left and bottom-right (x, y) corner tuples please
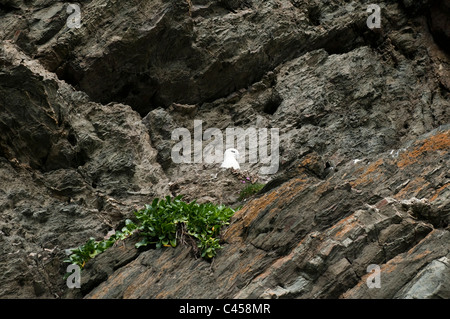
(0, 0), (449, 299)
(0, 42), (169, 298)
(85, 127), (450, 299)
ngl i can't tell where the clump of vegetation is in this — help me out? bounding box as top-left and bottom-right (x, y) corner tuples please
(64, 220), (137, 269)
(133, 196), (235, 259)
(65, 196), (236, 268)
(238, 183), (265, 201)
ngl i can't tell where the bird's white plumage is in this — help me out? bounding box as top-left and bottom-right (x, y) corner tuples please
(221, 148), (240, 170)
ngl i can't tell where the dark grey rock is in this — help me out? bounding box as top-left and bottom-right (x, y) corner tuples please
(0, 0), (449, 299)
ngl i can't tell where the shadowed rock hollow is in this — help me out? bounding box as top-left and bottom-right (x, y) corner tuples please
(0, 0), (449, 299)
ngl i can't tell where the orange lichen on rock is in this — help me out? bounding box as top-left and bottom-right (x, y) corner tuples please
(314, 180), (332, 196)
(327, 213), (358, 238)
(349, 158), (384, 188)
(406, 230), (437, 256)
(430, 183), (449, 201)
(394, 177), (429, 200)
(331, 218), (360, 241)
(411, 250), (432, 261)
(300, 153), (316, 166)
(381, 257), (401, 274)
(340, 277), (368, 298)
(253, 254), (294, 282)
(397, 131), (450, 168)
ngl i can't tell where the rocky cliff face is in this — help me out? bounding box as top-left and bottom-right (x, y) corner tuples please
(0, 0), (449, 299)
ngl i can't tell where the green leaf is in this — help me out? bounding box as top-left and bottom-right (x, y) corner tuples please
(135, 238), (149, 248)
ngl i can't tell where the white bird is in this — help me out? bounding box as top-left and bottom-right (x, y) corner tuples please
(221, 148), (240, 170)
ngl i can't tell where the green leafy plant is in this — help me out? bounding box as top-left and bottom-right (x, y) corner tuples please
(133, 196), (235, 259)
(197, 234), (222, 259)
(65, 196), (236, 269)
(238, 183), (265, 201)
(64, 219), (137, 269)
